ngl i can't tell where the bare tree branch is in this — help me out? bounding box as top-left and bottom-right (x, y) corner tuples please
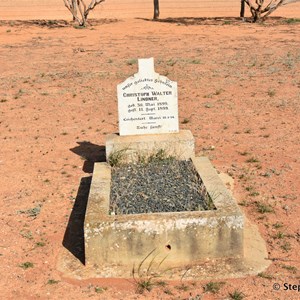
(85, 0), (105, 19)
(63, 0), (105, 26)
(77, 0), (85, 24)
(244, 0), (300, 22)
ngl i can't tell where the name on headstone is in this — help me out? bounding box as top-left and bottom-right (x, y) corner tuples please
(117, 58), (179, 136)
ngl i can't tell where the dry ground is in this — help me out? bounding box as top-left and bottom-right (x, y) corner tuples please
(0, 17), (299, 299)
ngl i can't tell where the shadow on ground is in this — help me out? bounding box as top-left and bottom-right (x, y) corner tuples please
(137, 16), (245, 25)
(62, 176), (91, 265)
(62, 141), (106, 264)
(0, 18), (119, 28)
(70, 141), (106, 173)
(137, 16), (289, 26)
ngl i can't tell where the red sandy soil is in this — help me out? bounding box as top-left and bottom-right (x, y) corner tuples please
(0, 17), (299, 300)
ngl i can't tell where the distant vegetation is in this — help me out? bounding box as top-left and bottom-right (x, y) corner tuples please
(62, 1), (300, 26)
(153, 0), (300, 23)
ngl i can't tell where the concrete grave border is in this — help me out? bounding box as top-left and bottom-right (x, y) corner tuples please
(83, 156), (245, 277)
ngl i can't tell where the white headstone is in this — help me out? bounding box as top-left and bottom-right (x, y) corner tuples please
(117, 58), (179, 136)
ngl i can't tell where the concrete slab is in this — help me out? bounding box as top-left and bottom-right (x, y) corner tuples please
(105, 130), (194, 164)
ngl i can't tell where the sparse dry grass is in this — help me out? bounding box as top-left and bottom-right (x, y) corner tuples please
(0, 17), (299, 300)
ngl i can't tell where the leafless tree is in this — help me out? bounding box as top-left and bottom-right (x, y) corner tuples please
(244, 0), (300, 22)
(63, 0), (105, 26)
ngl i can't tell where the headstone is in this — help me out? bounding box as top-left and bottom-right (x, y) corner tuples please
(117, 58), (179, 136)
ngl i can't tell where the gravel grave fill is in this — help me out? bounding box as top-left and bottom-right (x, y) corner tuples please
(109, 159), (215, 215)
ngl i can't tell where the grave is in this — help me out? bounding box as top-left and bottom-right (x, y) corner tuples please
(58, 58), (270, 279)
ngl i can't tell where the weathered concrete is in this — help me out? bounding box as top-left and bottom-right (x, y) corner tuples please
(84, 156), (244, 275)
(105, 130), (195, 164)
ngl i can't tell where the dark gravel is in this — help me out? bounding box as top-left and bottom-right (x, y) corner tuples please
(109, 159), (215, 215)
